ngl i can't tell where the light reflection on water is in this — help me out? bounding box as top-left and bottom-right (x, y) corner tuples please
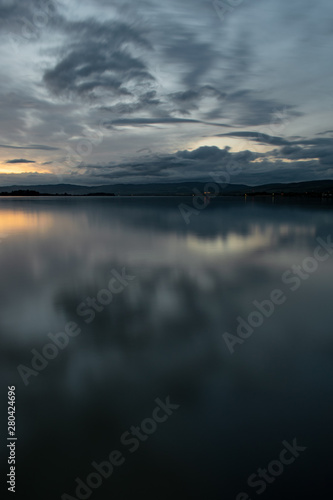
(0, 197), (332, 499)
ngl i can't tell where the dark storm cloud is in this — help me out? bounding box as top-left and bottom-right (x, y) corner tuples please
(216, 131), (291, 146)
(81, 145), (263, 182)
(317, 130), (333, 136)
(100, 87), (232, 125)
(276, 138), (333, 166)
(40, 12), (233, 125)
(170, 87), (224, 104)
(163, 33), (219, 88)
(224, 91), (302, 127)
(107, 117), (233, 128)
(6, 159), (35, 164)
(152, 16), (297, 125)
(41, 5), (261, 124)
(218, 133), (333, 150)
(43, 19), (154, 98)
(169, 86), (226, 115)
(216, 133), (333, 167)
(101, 90), (161, 115)
(62, 17), (152, 51)
(76, 142), (333, 186)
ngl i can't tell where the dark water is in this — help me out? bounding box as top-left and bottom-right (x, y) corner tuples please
(1, 197), (333, 499)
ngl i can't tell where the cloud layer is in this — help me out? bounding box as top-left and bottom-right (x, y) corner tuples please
(0, 0), (332, 184)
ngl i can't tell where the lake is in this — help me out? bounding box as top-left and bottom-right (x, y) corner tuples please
(1, 196), (332, 499)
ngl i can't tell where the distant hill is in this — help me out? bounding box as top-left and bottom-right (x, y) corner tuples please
(0, 182), (245, 196)
(0, 180), (333, 196)
(234, 180), (333, 195)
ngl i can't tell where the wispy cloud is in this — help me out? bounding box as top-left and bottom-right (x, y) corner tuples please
(6, 159), (36, 164)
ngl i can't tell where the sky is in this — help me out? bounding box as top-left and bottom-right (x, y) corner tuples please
(0, 0), (332, 186)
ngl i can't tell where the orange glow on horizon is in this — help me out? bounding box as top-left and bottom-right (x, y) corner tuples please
(0, 164), (51, 175)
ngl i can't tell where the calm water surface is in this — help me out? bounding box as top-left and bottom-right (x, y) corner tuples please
(0, 197), (332, 499)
